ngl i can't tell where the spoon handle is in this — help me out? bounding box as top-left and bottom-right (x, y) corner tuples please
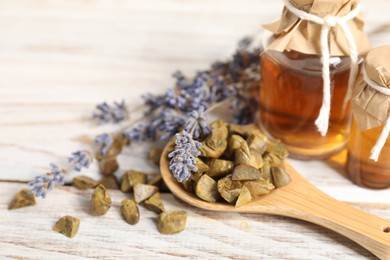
(262, 166), (390, 259)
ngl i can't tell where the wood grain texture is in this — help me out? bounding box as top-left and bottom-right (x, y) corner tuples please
(161, 146), (390, 259)
(0, 182), (382, 260)
(0, 0), (389, 259)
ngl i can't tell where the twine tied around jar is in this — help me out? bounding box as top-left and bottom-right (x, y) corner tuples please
(362, 68), (390, 161)
(283, 0), (361, 136)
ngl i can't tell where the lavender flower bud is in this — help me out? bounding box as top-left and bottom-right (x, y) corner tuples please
(168, 131), (201, 182)
(28, 163), (65, 199)
(93, 100), (128, 124)
(95, 133), (114, 156)
(68, 150), (93, 172)
(184, 107), (212, 139)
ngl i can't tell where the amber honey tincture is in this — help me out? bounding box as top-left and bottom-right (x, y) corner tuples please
(362, 68), (390, 162)
(347, 46), (390, 189)
(282, 0), (361, 136)
(258, 0), (371, 159)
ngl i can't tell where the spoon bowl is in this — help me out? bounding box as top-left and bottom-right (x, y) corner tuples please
(161, 140), (390, 259)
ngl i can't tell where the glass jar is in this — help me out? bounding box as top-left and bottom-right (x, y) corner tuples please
(346, 46), (390, 189)
(347, 119), (390, 189)
(258, 49), (359, 160)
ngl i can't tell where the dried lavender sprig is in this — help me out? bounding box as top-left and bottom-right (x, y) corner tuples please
(28, 164), (65, 198)
(150, 109), (186, 141)
(124, 108), (186, 143)
(119, 37), (260, 144)
(142, 90), (188, 115)
(96, 36), (259, 171)
(168, 130), (201, 182)
(68, 150), (93, 172)
(26, 36), (260, 200)
(95, 133), (113, 156)
(102, 37), (260, 153)
(124, 123), (152, 143)
(184, 107), (212, 139)
(142, 37), (260, 124)
(93, 100), (128, 124)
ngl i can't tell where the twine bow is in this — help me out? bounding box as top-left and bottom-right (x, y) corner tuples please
(283, 0), (361, 136)
(361, 68), (390, 161)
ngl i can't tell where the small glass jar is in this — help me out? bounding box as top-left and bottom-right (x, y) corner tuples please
(258, 0), (370, 160)
(259, 50), (358, 160)
(347, 120), (390, 189)
(346, 46), (390, 189)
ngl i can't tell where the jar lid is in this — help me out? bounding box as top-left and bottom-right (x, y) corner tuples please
(263, 0), (371, 56)
(365, 46), (390, 89)
(352, 46), (390, 131)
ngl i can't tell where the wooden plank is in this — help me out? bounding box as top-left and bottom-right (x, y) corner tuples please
(0, 0), (389, 183)
(0, 0), (389, 258)
(0, 0), (282, 182)
(0, 182), (379, 259)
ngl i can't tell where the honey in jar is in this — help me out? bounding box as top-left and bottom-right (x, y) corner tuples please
(260, 50), (356, 159)
(347, 46), (390, 189)
(258, 0), (370, 160)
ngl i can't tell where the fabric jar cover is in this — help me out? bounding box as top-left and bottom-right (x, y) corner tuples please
(352, 46), (390, 131)
(263, 0), (371, 56)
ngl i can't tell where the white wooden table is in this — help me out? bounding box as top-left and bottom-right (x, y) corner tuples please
(1, 1), (389, 259)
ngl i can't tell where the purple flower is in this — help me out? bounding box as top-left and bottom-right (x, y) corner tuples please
(184, 107), (212, 139)
(95, 133), (113, 155)
(68, 150), (92, 172)
(125, 109), (186, 143)
(142, 90), (187, 114)
(168, 131), (201, 182)
(150, 109), (186, 140)
(28, 164), (65, 198)
(164, 89), (187, 110)
(93, 102), (111, 123)
(230, 95), (258, 125)
(142, 93), (165, 115)
(93, 100), (128, 124)
(208, 75), (235, 103)
(175, 72), (210, 111)
(124, 124), (153, 143)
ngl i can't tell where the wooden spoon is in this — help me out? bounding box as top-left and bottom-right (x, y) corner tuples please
(160, 143), (390, 259)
